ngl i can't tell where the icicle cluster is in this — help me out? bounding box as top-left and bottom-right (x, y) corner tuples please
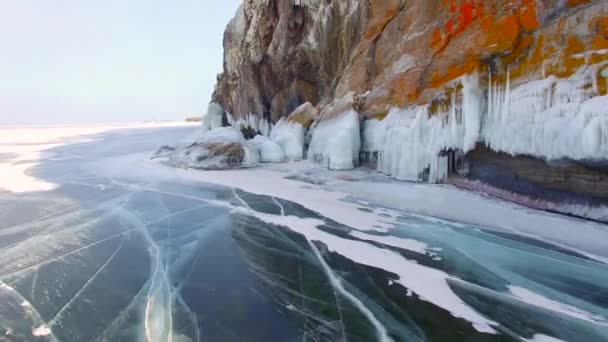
(362, 65), (608, 182)
(362, 74), (482, 183)
(308, 110), (361, 170)
(483, 65), (608, 160)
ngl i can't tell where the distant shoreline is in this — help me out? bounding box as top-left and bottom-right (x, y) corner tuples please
(0, 121), (200, 129)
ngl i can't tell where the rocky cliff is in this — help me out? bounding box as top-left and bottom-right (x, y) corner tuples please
(201, 0), (608, 220)
(214, 0), (607, 118)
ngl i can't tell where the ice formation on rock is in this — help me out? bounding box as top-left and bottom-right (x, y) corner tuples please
(201, 103), (224, 132)
(365, 74), (482, 182)
(169, 127), (259, 169)
(375, 107), (452, 183)
(363, 68), (608, 183)
(270, 118), (306, 160)
(251, 135), (285, 163)
(361, 118), (383, 153)
(308, 110), (361, 170)
(234, 113), (264, 137)
(258, 117), (272, 137)
(483, 65), (608, 160)
(186, 65), (607, 189)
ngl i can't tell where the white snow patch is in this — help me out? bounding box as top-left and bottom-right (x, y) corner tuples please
(350, 231), (432, 255)
(526, 334), (565, 342)
(32, 325), (52, 337)
(509, 286), (607, 324)
(329, 180), (608, 261)
(88, 156), (395, 233)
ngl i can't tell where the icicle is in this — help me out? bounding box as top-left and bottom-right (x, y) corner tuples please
(503, 68), (511, 125)
(462, 73), (482, 152)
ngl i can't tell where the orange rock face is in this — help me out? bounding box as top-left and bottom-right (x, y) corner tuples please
(212, 0), (608, 121)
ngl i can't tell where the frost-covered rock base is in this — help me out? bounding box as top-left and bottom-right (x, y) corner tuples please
(163, 102), (311, 169)
(167, 127), (259, 170)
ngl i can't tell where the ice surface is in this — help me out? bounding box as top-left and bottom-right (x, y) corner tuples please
(308, 110), (361, 170)
(90, 156), (396, 233)
(3, 125), (607, 341)
(85, 149), (608, 337)
(0, 123), (196, 193)
(330, 179), (608, 262)
(241, 208), (498, 334)
(509, 286), (606, 323)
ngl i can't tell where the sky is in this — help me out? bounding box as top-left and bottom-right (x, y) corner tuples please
(0, 0), (241, 125)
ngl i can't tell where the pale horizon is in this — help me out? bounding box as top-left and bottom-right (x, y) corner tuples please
(0, 0), (241, 125)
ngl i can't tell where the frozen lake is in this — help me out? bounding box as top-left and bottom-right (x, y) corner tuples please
(0, 124), (607, 341)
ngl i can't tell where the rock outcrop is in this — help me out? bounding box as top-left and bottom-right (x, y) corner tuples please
(213, 0), (608, 120)
(168, 127), (260, 170)
(204, 0), (608, 220)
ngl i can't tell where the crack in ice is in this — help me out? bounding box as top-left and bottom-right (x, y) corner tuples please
(48, 236), (126, 328)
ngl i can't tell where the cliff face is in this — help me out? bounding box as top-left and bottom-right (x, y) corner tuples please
(213, 0), (364, 122)
(206, 0), (608, 220)
(213, 0), (608, 120)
